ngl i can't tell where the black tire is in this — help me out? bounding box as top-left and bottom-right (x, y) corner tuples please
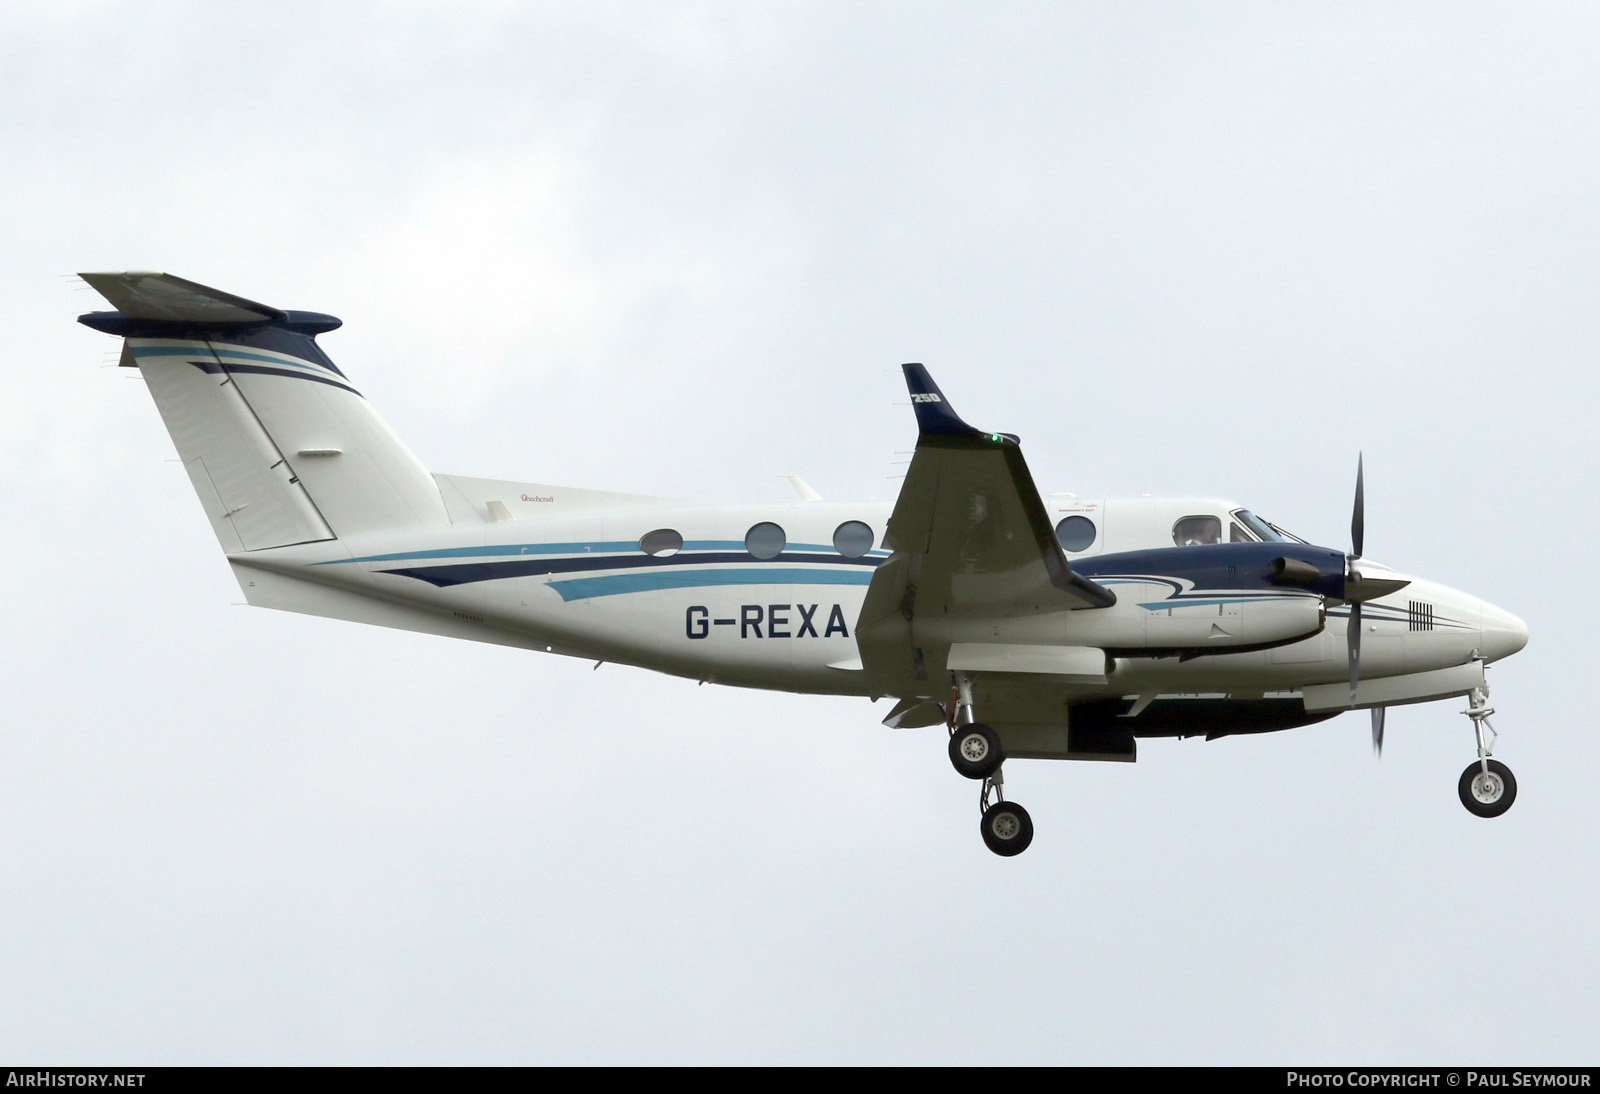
(1458, 759), (1517, 818)
(948, 722), (1004, 780)
(980, 800), (1034, 856)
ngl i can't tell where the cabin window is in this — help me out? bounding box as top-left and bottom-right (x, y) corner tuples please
(639, 529), (683, 557)
(1173, 516), (1221, 546)
(833, 521), (875, 558)
(745, 522), (787, 560)
(1054, 515), (1097, 552)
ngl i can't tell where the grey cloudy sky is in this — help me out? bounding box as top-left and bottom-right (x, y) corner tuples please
(4, 1), (1596, 1064)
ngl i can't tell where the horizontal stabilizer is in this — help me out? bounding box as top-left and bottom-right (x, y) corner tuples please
(79, 272), (284, 324)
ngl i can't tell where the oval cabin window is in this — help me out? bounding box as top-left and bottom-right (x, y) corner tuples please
(833, 521), (875, 558)
(1054, 516), (1097, 552)
(639, 529), (683, 557)
(745, 522), (786, 560)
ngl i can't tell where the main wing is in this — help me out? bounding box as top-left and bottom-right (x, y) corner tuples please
(855, 364), (1115, 696)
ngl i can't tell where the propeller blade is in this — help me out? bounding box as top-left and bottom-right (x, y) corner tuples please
(1348, 600), (1363, 705)
(1351, 452), (1365, 560)
(1371, 706), (1386, 757)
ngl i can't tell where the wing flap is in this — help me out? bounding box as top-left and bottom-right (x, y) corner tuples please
(946, 642), (1108, 683)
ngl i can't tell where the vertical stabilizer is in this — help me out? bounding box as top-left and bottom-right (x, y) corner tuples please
(79, 272), (450, 550)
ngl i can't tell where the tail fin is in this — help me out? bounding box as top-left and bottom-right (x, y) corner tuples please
(80, 272), (449, 551)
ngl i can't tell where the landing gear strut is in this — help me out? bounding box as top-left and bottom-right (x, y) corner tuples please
(948, 671), (1033, 856)
(1458, 684), (1517, 818)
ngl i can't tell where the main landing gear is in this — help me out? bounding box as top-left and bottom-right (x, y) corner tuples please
(979, 776), (1034, 857)
(1458, 685), (1517, 818)
(948, 673), (1034, 856)
(948, 722), (1002, 779)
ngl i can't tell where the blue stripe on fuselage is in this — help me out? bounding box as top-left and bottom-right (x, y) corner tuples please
(377, 551), (884, 588)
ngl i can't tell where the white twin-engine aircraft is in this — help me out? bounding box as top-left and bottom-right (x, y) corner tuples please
(80, 272), (1530, 856)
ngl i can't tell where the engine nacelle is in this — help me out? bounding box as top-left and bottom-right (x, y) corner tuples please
(1140, 591), (1325, 653)
(1072, 543), (1343, 655)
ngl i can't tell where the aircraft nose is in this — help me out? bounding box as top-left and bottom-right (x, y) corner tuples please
(1479, 601), (1529, 662)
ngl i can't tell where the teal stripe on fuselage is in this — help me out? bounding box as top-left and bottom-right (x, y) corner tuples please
(322, 542), (891, 566)
(548, 568), (874, 601)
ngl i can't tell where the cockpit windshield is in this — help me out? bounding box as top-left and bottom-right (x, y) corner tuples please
(1232, 509), (1305, 544)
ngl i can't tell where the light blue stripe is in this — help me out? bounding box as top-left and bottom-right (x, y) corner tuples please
(326, 541), (892, 566)
(548, 568), (874, 602)
(323, 541), (642, 565)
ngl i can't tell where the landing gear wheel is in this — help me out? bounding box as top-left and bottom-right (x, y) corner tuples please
(980, 800), (1034, 856)
(1458, 759), (1517, 818)
(949, 722), (1004, 780)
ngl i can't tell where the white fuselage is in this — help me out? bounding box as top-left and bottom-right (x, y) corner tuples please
(231, 484), (1526, 704)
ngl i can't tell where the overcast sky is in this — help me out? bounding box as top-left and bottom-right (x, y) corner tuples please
(4, 1), (1597, 1064)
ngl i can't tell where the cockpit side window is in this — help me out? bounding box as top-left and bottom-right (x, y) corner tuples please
(1230, 521), (1250, 543)
(1173, 516), (1222, 546)
(1232, 509), (1291, 543)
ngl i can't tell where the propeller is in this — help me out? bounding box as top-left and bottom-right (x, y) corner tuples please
(1351, 453), (1365, 559)
(1346, 454), (1395, 759)
(1264, 452), (1408, 753)
(1347, 454), (1365, 706)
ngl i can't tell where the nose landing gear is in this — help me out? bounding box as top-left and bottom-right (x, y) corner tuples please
(1459, 758), (1516, 818)
(1458, 685), (1517, 818)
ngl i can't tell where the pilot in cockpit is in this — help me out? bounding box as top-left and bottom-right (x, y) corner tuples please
(1174, 516), (1221, 546)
